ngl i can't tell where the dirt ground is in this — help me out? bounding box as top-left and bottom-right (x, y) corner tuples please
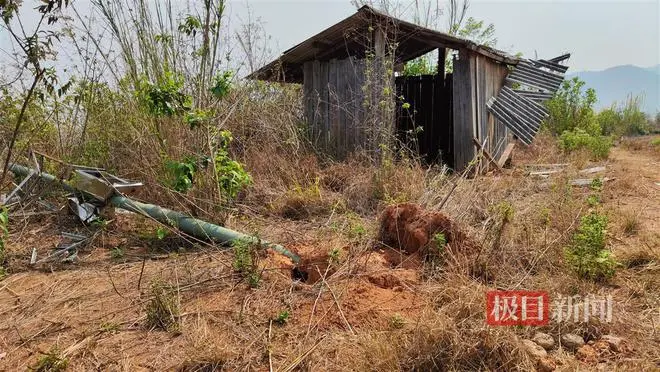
(0, 136), (658, 371)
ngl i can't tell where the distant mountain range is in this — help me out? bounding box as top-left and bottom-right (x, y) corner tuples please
(568, 64), (659, 114)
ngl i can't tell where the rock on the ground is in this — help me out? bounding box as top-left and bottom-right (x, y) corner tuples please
(561, 333), (585, 350)
(532, 332), (555, 350)
(522, 339), (547, 359)
(576, 345), (598, 364)
(538, 357), (557, 372)
(600, 335), (625, 352)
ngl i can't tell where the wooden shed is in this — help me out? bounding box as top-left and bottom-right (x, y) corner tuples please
(249, 6), (568, 170)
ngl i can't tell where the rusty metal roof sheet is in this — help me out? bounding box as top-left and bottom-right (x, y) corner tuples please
(248, 5), (518, 83)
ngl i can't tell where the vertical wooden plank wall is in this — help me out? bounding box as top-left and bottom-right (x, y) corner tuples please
(452, 49), (476, 170)
(303, 57), (367, 159)
(472, 55), (510, 160)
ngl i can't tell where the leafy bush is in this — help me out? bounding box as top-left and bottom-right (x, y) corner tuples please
(403, 57), (435, 76)
(210, 71), (233, 99)
(545, 77), (598, 135)
(545, 77), (615, 158)
(138, 72), (191, 116)
(559, 128), (613, 159)
(166, 157), (198, 193)
(597, 96), (649, 136)
(213, 130), (252, 200)
(232, 238), (261, 288)
(184, 109), (210, 129)
(565, 212), (617, 281)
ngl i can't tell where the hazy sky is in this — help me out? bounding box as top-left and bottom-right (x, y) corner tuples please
(1, 0), (658, 74)
(230, 0), (660, 72)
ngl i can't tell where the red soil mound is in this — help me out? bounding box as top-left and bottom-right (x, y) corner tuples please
(378, 203), (478, 255)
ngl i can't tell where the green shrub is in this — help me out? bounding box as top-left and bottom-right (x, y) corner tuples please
(232, 238), (261, 288)
(31, 348), (68, 372)
(213, 130), (252, 200)
(403, 56), (435, 76)
(210, 71), (233, 99)
(545, 77), (598, 135)
(565, 212), (617, 281)
(274, 310), (290, 325)
(166, 157), (198, 193)
(559, 128), (612, 159)
(138, 71), (191, 117)
(597, 96), (649, 136)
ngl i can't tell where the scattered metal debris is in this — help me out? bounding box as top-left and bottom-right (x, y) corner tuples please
(9, 162), (301, 264)
(67, 197), (99, 224)
(69, 169), (143, 203)
(34, 232), (90, 264)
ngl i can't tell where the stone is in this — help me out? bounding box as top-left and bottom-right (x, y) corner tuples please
(576, 345), (598, 364)
(600, 335), (625, 352)
(532, 332), (555, 350)
(522, 339), (547, 359)
(537, 357), (557, 372)
(561, 333), (585, 350)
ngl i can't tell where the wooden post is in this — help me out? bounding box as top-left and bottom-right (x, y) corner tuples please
(438, 47), (446, 81)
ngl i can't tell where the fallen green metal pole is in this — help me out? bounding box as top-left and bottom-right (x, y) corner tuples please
(8, 163), (300, 263)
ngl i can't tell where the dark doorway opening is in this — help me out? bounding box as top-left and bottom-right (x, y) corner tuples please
(395, 73), (453, 168)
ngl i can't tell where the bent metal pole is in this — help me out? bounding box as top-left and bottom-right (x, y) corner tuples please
(8, 163), (300, 264)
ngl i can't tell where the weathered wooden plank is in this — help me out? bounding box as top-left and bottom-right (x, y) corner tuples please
(353, 58), (366, 152)
(477, 56), (489, 154)
(302, 61), (314, 143)
(452, 50), (476, 170)
(338, 58), (349, 158)
(421, 74), (434, 158)
(311, 60), (323, 146)
(472, 137), (501, 171)
(497, 143), (515, 168)
(328, 59), (339, 156)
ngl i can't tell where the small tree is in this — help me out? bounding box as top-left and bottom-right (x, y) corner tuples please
(0, 0), (71, 187)
(544, 77), (599, 136)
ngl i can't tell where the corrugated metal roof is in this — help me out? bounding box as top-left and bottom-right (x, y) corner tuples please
(487, 55), (571, 145)
(248, 5), (518, 83)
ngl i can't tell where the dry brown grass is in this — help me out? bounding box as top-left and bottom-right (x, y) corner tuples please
(2, 106), (660, 371)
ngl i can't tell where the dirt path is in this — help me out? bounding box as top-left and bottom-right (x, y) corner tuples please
(607, 142), (659, 248)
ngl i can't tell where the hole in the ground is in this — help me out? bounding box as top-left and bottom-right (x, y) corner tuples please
(290, 259), (331, 285)
(291, 267), (309, 282)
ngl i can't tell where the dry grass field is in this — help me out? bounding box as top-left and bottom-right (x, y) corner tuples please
(0, 134), (658, 371)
